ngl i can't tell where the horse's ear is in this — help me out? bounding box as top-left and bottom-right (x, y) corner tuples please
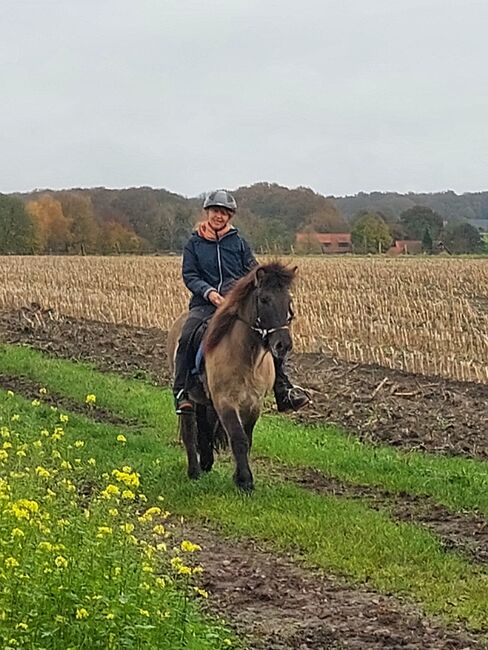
(254, 267), (266, 286)
(291, 266), (298, 276)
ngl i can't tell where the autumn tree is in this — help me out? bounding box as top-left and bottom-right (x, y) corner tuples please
(26, 195), (71, 252)
(400, 206), (444, 240)
(442, 222), (482, 254)
(100, 221), (144, 254)
(59, 192), (100, 254)
(351, 212), (393, 254)
(0, 194), (37, 254)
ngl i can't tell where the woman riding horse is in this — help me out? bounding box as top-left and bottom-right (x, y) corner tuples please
(173, 189), (310, 415)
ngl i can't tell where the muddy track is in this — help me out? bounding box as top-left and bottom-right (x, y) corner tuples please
(174, 524), (486, 650)
(1, 305), (487, 459)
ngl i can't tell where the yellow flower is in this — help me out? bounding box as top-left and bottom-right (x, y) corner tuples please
(194, 587), (209, 598)
(11, 414), (20, 422)
(96, 526), (113, 538)
(40, 429), (50, 437)
(121, 489), (135, 501)
(0, 426), (10, 438)
(5, 557), (19, 569)
(16, 449), (26, 458)
(85, 393), (97, 404)
(16, 622), (28, 630)
(101, 484), (120, 499)
(74, 440), (85, 448)
(181, 540), (201, 553)
(75, 608), (89, 620)
(39, 387), (47, 395)
(11, 528), (25, 539)
(121, 523), (134, 534)
(156, 542), (167, 552)
(105, 612), (115, 620)
(54, 556), (68, 569)
(59, 414), (69, 424)
(31, 399), (41, 407)
(108, 508), (119, 517)
(7, 390), (14, 397)
(139, 609), (150, 617)
(112, 469), (140, 489)
(38, 541), (53, 552)
(0, 450), (9, 462)
(88, 458), (96, 466)
(155, 577), (166, 589)
(33, 440), (42, 449)
(116, 434), (127, 444)
(35, 466), (51, 479)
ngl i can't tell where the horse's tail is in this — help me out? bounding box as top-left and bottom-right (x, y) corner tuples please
(195, 404), (228, 452)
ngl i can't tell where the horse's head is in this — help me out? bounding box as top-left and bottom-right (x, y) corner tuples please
(253, 263), (297, 360)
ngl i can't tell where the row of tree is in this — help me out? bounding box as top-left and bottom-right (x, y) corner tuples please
(1, 184), (487, 255)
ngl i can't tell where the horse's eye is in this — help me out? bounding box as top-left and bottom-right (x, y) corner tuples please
(259, 295), (270, 305)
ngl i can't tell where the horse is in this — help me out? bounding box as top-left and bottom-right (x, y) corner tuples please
(167, 262), (297, 492)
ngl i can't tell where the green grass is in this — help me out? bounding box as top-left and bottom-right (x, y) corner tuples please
(1, 385), (488, 633)
(1, 344), (487, 517)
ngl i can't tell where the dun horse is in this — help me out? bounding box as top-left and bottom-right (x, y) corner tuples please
(167, 262), (296, 492)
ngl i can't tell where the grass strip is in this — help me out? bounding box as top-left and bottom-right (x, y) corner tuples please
(1, 388), (488, 633)
(1, 344), (487, 517)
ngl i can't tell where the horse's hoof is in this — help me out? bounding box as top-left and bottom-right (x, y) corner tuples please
(234, 475), (254, 493)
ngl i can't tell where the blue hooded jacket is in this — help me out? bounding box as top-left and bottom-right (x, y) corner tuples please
(182, 228), (258, 309)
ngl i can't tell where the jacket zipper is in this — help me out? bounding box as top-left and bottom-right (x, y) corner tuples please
(216, 241), (223, 293)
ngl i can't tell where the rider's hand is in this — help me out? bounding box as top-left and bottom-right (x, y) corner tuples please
(208, 291), (225, 307)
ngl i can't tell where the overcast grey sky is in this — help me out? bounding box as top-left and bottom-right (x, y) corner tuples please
(1, 0), (487, 197)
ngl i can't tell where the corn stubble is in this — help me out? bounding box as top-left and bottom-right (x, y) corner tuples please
(1, 255), (487, 384)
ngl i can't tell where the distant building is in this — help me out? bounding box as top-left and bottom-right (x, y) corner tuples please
(387, 240), (422, 255)
(295, 232), (352, 254)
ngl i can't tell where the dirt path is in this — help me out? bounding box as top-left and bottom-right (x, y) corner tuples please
(175, 524), (485, 650)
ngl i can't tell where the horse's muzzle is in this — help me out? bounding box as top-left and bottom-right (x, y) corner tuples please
(269, 329), (292, 360)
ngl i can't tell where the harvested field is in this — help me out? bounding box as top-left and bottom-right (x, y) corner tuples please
(1, 255), (488, 383)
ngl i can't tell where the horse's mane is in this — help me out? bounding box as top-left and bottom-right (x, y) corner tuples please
(204, 262), (295, 354)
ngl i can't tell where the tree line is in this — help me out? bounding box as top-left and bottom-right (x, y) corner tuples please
(1, 184), (486, 255)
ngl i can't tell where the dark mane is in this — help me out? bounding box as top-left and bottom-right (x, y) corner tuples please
(204, 262), (295, 354)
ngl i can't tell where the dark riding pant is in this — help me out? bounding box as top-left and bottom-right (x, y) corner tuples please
(173, 305), (295, 398)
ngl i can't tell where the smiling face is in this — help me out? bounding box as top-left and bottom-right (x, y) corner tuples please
(207, 206), (233, 232)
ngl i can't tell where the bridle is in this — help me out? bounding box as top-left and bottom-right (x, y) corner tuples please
(237, 292), (294, 344)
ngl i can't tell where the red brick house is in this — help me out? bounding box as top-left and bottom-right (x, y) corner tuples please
(295, 232), (353, 254)
(387, 240), (422, 255)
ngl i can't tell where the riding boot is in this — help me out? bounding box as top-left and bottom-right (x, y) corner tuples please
(273, 357), (310, 412)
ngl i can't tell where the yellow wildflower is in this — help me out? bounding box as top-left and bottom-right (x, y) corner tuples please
(96, 526), (113, 538)
(5, 557), (19, 569)
(156, 542), (167, 552)
(116, 434), (127, 444)
(153, 524), (165, 536)
(11, 528), (25, 539)
(0, 450), (9, 462)
(33, 440), (42, 449)
(155, 577), (166, 589)
(108, 508), (119, 517)
(101, 484), (120, 499)
(85, 394), (96, 404)
(121, 523), (134, 534)
(74, 440), (85, 448)
(16, 622), (28, 630)
(7, 390), (14, 397)
(75, 608), (89, 620)
(105, 612), (115, 620)
(88, 457), (96, 466)
(121, 489), (135, 500)
(60, 460), (72, 470)
(35, 466), (51, 479)
(39, 387), (47, 395)
(11, 414), (20, 422)
(181, 540), (201, 553)
(31, 399), (41, 407)
(59, 414), (69, 424)
(194, 587), (209, 598)
(54, 556), (68, 569)
(38, 541), (53, 552)
(139, 609), (150, 617)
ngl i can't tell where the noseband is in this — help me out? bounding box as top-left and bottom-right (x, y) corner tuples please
(237, 292), (294, 344)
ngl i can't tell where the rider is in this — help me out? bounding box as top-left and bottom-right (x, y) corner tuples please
(173, 189), (310, 415)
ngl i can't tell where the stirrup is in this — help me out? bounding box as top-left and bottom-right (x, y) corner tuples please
(175, 390), (194, 415)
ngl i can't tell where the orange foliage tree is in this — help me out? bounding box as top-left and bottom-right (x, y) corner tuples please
(26, 195), (71, 252)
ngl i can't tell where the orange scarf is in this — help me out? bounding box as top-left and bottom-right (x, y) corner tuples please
(197, 221), (232, 241)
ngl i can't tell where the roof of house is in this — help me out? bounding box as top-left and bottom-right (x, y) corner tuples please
(295, 232), (352, 244)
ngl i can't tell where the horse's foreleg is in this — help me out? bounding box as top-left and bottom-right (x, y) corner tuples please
(217, 405), (253, 492)
(243, 408), (259, 451)
(180, 414), (201, 480)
